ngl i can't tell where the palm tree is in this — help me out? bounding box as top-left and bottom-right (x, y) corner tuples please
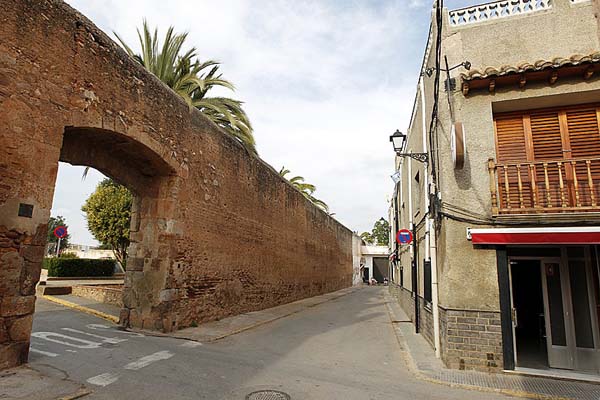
(115, 21), (256, 153)
(278, 167), (329, 212)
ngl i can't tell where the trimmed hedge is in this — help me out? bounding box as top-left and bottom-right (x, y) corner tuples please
(44, 258), (114, 277)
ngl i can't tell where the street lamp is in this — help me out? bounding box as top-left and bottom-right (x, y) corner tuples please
(389, 130), (428, 163)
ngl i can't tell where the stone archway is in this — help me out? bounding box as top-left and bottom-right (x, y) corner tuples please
(60, 126), (183, 332)
(0, 123), (184, 369)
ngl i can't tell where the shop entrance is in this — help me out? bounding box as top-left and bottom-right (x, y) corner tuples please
(508, 246), (600, 374)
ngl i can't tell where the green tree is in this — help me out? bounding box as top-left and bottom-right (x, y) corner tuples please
(359, 231), (373, 244)
(82, 179), (132, 268)
(278, 166), (329, 212)
(47, 216), (70, 254)
(361, 217), (390, 246)
(115, 21), (256, 153)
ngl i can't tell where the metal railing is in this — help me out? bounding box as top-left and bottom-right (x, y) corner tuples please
(488, 157), (600, 215)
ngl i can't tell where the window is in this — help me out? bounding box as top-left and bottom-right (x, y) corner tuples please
(424, 259), (432, 304)
(494, 103), (600, 210)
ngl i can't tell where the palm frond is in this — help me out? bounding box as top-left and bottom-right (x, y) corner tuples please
(114, 22), (257, 154)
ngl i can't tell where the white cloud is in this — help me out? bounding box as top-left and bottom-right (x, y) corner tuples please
(58, 0), (433, 242)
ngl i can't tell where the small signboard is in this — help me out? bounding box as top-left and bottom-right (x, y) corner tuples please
(53, 226), (68, 239)
(396, 229), (413, 245)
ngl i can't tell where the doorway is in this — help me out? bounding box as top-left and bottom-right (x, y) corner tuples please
(510, 259), (547, 369)
(508, 246), (600, 374)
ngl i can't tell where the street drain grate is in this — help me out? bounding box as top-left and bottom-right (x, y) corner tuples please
(245, 390), (291, 400)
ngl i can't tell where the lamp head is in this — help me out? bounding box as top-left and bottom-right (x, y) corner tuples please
(389, 130), (407, 153)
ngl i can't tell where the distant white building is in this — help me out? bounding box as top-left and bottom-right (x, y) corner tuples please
(360, 245), (389, 283)
(352, 233), (390, 285)
(65, 244), (115, 260)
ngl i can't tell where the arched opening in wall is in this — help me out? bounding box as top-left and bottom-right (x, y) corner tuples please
(30, 126), (180, 363)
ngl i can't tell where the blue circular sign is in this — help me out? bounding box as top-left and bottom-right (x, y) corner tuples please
(53, 226), (67, 239)
(396, 229), (413, 245)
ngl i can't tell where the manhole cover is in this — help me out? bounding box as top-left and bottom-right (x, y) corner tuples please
(245, 390), (291, 400)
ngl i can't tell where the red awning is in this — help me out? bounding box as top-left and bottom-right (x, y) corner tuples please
(469, 227), (600, 245)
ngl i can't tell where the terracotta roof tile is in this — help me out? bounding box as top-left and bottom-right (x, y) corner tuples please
(461, 52), (600, 81)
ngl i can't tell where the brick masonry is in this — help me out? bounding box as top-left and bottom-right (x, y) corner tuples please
(441, 308), (503, 372)
(0, 0), (353, 369)
(389, 285), (503, 372)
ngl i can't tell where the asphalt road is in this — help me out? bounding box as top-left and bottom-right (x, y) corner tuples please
(30, 287), (515, 399)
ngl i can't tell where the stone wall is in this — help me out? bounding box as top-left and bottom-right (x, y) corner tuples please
(71, 285), (124, 308)
(0, 0), (353, 370)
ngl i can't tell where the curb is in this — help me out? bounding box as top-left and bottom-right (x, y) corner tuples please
(42, 295), (119, 324)
(382, 292), (571, 400)
(56, 388), (92, 400)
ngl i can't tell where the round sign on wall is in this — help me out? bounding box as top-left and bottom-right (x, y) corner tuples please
(451, 121), (465, 169)
(396, 229), (413, 245)
(53, 226), (68, 239)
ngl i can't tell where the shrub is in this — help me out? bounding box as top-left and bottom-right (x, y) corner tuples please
(59, 252), (78, 259)
(44, 258), (114, 277)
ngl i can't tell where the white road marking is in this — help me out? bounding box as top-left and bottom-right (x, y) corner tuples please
(87, 372), (120, 387)
(62, 327), (127, 344)
(66, 349), (77, 353)
(29, 347), (58, 357)
(31, 332), (101, 349)
(179, 341), (202, 348)
(123, 351), (174, 370)
(86, 324), (145, 337)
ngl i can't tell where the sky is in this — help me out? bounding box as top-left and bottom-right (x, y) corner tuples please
(55, 0), (476, 246)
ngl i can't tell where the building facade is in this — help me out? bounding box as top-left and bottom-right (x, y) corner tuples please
(389, 0), (600, 375)
(361, 245), (390, 283)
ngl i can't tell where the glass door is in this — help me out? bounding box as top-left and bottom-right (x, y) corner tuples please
(540, 257), (574, 370)
(566, 247), (600, 373)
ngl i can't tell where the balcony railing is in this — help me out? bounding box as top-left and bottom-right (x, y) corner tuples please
(488, 157), (600, 215)
(449, 0), (552, 27)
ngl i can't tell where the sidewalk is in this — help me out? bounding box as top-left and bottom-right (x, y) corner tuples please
(383, 290), (600, 400)
(0, 365), (90, 400)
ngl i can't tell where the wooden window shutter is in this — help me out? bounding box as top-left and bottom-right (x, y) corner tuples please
(566, 107), (600, 158)
(566, 107), (600, 206)
(529, 110), (563, 160)
(494, 115), (532, 209)
(529, 110), (564, 207)
(495, 115), (527, 163)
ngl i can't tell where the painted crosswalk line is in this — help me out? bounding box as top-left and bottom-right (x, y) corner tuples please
(29, 347), (59, 357)
(86, 324), (145, 337)
(62, 327), (128, 344)
(87, 372), (120, 387)
(179, 341), (203, 348)
(123, 350), (174, 370)
(31, 332), (102, 349)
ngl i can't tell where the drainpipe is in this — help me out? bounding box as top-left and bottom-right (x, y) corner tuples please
(407, 149), (419, 333)
(420, 76), (441, 358)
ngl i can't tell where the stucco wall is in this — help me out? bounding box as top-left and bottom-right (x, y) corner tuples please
(0, 0), (352, 369)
